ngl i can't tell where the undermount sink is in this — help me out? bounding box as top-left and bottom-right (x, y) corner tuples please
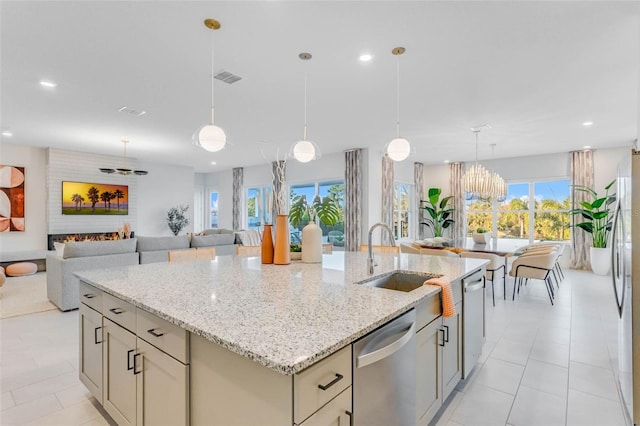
(357, 272), (441, 292)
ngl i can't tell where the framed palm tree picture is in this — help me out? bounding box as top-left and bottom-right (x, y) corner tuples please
(62, 181), (128, 215)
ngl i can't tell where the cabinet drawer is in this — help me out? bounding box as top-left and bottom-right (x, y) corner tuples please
(79, 281), (103, 313)
(297, 386), (352, 426)
(136, 309), (189, 364)
(103, 292), (136, 333)
(293, 345), (352, 424)
(416, 295), (441, 332)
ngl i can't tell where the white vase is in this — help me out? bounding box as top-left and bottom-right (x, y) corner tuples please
(590, 247), (611, 276)
(301, 221), (323, 263)
(472, 232), (491, 244)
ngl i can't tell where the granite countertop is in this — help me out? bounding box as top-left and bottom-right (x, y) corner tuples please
(75, 251), (486, 375)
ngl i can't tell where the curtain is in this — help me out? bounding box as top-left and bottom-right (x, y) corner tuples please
(344, 149), (362, 251)
(450, 162), (465, 246)
(570, 150), (594, 269)
(272, 160), (287, 217)
(414, 162), (425, 240)
(232, 167), (243, 231)
(381, 154), (394, 245)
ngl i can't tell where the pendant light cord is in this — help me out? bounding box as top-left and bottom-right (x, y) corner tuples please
(303, 68), (308, 140)
(396, 55), (401, 138)
(210, 27), (215, 124)
(475, 131), (479, 165)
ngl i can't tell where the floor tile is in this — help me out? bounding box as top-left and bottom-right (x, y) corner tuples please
(570, 341), (613, 370)
(11, 371), (79, 406)
(508, 385), (566, 426)
(569, 361), (619, 401)
(1, 391), (16, 411)
(529, 339), (570, 368)
(0, 394), (62, 425)
(566, 389), (626, 426)
(55, 383), (93, 408)
(472, 357), (525, 396)
(490, 337), (533, 366)
(1, 361), (74, 393)
(521, 359), (568, 398)
(25, 399), (102, 426)
(449, 383), (514, 426)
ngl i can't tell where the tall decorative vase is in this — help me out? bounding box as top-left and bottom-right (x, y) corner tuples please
(590, 247), (611, 276)
(273, 215), (290, 265)
(261, 224), (274, 264)
(301, 221), (323, 263)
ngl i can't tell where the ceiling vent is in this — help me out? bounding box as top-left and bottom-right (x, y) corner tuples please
(214, 70), (242, 84)
(117, 106), (147, 116)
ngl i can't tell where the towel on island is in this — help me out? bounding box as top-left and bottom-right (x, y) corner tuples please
(424, 277), (456, 317)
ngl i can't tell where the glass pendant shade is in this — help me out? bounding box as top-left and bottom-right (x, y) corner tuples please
(387, 137), (411, 162)
(292, 139), (318, 163)
(198, 124), (226, 152)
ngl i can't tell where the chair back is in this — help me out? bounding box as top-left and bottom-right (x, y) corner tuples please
(400, 243), (421, 254)
(359, 244), (400, 255)
(459, 251), (502, 270)
(419, 248), (460, 257)
(168, 249), (198, 263)
(510, 251), (557, 280)
(236, 246), (261, 257)
(322, 244), (333, 254)
(196, 247), (216, 260)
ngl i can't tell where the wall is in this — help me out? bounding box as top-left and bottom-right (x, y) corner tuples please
(593, 147), (628, 192)
(0, 143), (47, 252)
(136, 161), (195, 236)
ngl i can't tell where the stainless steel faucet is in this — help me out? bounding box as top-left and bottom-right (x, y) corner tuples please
(367, 223), (396, 274)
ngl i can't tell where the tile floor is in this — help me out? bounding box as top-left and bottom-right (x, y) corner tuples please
(0, 269), (628, 425)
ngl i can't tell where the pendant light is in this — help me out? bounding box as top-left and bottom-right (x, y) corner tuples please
(290, 52), (321, 163)
(463, 125), (506, 201)
(490, 144), (507, 202)
(196, 18), (226, 152)
(386, 47), (411, 162)
(99, 140), (148, 176)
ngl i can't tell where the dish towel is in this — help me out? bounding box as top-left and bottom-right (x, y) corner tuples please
(424, 278), (456, 317)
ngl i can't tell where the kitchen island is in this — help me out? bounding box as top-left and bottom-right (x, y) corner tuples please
(76, 252), (486, 425)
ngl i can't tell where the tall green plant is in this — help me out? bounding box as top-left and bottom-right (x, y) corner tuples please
(570, 180), (616, 248)
(289, 195), (340, 228)
(420, 187), (455, 237)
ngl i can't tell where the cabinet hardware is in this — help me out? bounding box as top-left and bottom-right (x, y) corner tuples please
(109, 307), (124, 315)
(94, 326), (103, 344)
(133, 353), (141, 375)
(83, 293), (96, 299)
(346, 410), (353, 426)
(147, 328), (164, 337)
(439, 329), (445, 347)
(443, 325), (449, 342)
(318, 373), (344, 391)
(127, 349), (135, 371)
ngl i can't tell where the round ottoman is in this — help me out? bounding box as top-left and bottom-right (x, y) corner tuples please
(5, 262), (38, 277)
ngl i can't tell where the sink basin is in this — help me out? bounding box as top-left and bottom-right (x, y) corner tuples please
(358, 272), (441, 292)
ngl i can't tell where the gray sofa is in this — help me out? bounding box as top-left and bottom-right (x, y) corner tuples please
(137, 230), (237, 264)
(46, 238), (139, 311)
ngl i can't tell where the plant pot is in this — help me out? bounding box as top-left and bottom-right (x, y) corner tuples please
(590, 246), (611, 276)
(472, 232), (491, 244)
(301, 221), (322, 263)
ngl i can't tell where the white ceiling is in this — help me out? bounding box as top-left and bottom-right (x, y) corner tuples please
(2, 1), (639, 173)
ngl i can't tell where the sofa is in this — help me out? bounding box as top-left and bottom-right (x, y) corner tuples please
(46, 238), (139, 311)
(137, 229), (238, 264)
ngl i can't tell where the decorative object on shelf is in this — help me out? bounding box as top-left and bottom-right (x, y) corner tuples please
(570, 179), (616, 275)
(420, 187), (455, 238)
(261, 224), (274, 264)
(463, 126), (506, 201)
(273, 214), (291, 265)
(472, 227), (491, 244)
(289, 193), (340, 263)
(117, 222), (132, 239)
(289, 52), (321, 163)
(166, 205), (190, 236)
(386, 47), (411, 162)
(0, 165), (25, 232)
(99, 140), (148, 175)
(62, 181), (128, 215)
(194, 18), (226, 152)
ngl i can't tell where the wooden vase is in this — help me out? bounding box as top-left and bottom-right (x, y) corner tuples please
(273, 215), (290, 265)
(261, 224), (274, 264)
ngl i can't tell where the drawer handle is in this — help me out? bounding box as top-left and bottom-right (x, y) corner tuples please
(127, 349), (135, 370)
(443, 325), (449, 343)
(133, 353), (141, 375)
(318, 373), (344, 391)
(83, 293), (96, 299)
(439, 329), (445, 347)
(147, 328), (164, 337)
(109, 307), (124, 315)
(94, 326), (103, 344)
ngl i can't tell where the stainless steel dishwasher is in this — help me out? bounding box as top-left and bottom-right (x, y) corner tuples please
(462, 269), (486, 378)
(352, 309), (416, 426)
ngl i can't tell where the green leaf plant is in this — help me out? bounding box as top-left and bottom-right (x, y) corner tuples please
(420, 187), (455, 238)
(569, 180), (616, 248)
(289, 195), (340, 228)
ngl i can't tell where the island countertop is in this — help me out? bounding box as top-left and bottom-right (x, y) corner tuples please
(75, 252), (486, 375)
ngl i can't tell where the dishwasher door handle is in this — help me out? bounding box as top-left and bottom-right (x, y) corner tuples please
(465, 280), (484, 293)
(356, 321), (416, 368)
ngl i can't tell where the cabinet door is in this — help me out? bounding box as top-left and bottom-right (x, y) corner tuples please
(136, 339), (189, 426)
(416, 319), (442, 426)
(79, 303), (103, 403)
(442, 301), (462, 399)
(297, 386), (352, 426)
(103, 318), (137, 426)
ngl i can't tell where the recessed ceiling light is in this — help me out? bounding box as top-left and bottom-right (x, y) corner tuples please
(1, 131), (13, 137)
(210, 161), (217, 165)
(359, 53), (373, 62)
(443, 160), (450, 163)
(582, 121), (594, 127)
(583, 145), (591, 149)
(39, 80), (57, 88)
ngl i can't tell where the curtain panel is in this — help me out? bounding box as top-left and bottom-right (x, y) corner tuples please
(232, 167), (243, 231)
(381, 154), (394, 245)
(414, 162), (425, 240)
(569, 150), (594, 270)
(450, 162), (465, 246)
(272, 160), (287, 217)
(344, 149), (362, 251)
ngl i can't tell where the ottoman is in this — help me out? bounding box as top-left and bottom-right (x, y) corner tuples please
(5, 262), (38, 277)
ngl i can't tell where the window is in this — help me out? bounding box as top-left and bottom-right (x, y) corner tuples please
(209, 191), (219, 229)
(246, 186), (272, 230)
(393, 182), (413, 240)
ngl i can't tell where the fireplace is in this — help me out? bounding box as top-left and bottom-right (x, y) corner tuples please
(47, 232), (135, 251)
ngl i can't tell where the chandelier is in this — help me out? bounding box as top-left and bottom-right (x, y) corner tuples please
(99, 140), (148, 175)
(463, 126), (505, 201)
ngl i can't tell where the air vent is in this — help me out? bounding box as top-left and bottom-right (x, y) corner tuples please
(117, 106), (147, 116)
(214, 70), (242, 84)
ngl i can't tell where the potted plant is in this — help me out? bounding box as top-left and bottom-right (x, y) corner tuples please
(290, 243), (302, 260)
(420, 187), (455, 238)
(289, 195), (340, 263)
(166, 205), (190, 236)
(472, 227), (491, 244)
(569, 179), (616, 275)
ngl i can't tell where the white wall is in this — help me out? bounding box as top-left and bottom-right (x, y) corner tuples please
(136, 161), (195, 236)
(593, 147), (628, 192)
(0, 144), (47, 252)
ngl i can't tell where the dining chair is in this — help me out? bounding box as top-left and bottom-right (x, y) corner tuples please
(419, 248), (459, 257)
(236, 245), (261, 257)
(399, 242), (422, 254)
(359, 244), (400, 255)
(168, 249), (199, 262)
(322, 244), (333, 254)
(459, 251), (505, 306)
(196, 247), (216, 260)
(509, 250), (559, 305)
(518, 244), (562, 288)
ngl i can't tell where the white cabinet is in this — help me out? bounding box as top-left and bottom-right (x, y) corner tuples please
(103, 318), (137, 426)
(297, 387), (352, 426)
(79, 303), (103, 403)
(442, 301), (462, 398)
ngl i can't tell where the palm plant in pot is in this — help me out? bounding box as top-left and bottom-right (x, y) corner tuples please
(569, 179), (616, 275)
(289, 195), (340, 263)
(420, 187), (455, 241)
